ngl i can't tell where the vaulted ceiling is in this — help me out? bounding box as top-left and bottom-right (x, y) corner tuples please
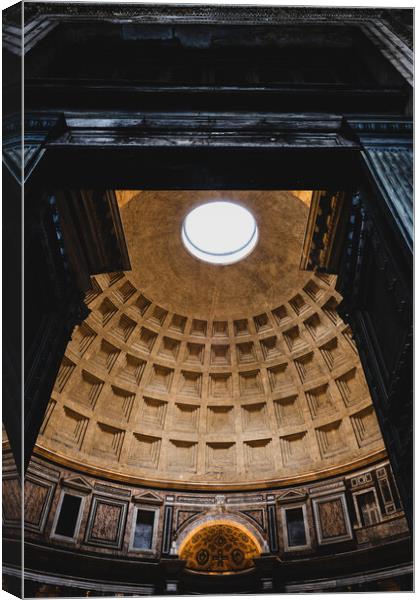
(36, 191), (385, 489)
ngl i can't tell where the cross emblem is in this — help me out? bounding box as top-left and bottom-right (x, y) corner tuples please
(212, 549), (228, 567)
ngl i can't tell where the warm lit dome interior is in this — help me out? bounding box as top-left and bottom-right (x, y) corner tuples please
(37, 191), (385, 489)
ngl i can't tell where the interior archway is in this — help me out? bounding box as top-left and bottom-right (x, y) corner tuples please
(179, 520), (261, 574)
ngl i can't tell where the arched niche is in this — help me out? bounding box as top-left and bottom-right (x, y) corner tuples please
(178, 517), (264, 575)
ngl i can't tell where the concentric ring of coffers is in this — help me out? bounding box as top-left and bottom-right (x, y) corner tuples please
(38, 270), (385, 489)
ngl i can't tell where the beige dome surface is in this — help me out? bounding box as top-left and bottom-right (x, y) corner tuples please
(36, 191), (385, 490)
(118, 191), (312, 319)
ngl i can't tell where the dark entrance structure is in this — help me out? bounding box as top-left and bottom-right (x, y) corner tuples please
(3, 4), (413, 595)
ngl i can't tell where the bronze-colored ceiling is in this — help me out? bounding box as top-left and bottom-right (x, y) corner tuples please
(116, 191), (312, 319)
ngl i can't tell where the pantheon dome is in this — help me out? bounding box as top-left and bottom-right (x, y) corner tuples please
(10, 188), (408, 595)
(38, 190), (385, 488)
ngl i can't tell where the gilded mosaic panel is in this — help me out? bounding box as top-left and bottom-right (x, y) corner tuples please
(180, 523), (260, 574)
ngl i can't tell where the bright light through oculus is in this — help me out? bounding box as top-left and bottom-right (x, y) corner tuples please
(182, 201), (258, 265)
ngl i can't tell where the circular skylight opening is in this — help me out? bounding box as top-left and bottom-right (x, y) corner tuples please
(182, 201), (258, 265)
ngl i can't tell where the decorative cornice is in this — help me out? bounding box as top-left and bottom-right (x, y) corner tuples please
(346, 118), (412, 138)
(33, 444), (387, 492)
(43, 112), (357, 150)
(3, 4), (412, 88)
(20, 4), (405, 26)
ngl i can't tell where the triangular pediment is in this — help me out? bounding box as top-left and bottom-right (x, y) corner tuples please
(277, 488), (307, 503)
(61, 476), (92, 492)
(132, 491), (163, 505)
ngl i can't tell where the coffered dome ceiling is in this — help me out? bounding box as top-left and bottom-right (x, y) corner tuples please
(37, 191), (385, 490)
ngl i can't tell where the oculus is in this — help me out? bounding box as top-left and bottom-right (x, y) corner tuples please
(182, 201), (258, 265)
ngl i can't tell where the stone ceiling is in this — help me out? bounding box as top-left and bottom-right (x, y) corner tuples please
(36, 190), (385, 489)
(115, 190), (312, 319)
